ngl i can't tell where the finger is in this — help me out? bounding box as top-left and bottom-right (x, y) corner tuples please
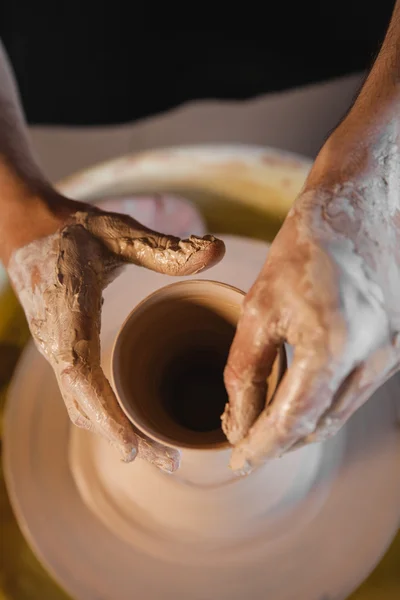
(299, 346), (398, 445)
(59, 363), (180, 472)
(64, 397), (92, 431)
(222, 305), (283, 445)
(230, 350), (347, 472)
(59, 363), (137, 461)
(82, 211), (225, 275)
(55, 227), (180, 471)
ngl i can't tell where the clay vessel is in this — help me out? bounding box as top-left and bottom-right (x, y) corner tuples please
(112, 280), (286, 485)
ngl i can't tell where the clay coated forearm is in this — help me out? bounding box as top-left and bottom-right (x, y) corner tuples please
(0, 40), (48, 194)
(0, 41), (65, 265)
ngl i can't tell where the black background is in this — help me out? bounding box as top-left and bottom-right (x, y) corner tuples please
(0, 1), (396, 125)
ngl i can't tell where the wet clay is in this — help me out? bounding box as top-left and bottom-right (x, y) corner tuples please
(8, 208), (225, 470)
(223, 126), (400, 472)
(112, 280), (285, 450)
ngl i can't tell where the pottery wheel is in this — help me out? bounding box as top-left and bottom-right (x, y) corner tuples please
(4, 234), (400, 600)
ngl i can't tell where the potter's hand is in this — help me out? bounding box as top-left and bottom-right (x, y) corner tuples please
(223, 126), (400, 472)
(0, 39), (224, 472)
(8, 198), (225, 471)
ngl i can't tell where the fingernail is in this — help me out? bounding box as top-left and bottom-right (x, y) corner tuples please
(159, 461), (177, 475)
(160, 464), (175, 475)
(155, 449), (181, 474)
(233, 459), (253, 477)
(166, 449), (181, 471)
(230, 447), (253, 476)
(167, 447), (181, 460)
(122, 446), (137, 463)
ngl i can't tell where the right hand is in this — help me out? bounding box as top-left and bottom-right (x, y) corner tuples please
(223, 131), (400, 472)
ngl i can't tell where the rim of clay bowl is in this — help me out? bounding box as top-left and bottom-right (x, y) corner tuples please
(111, 279), (287, 451)
(56, 143), (311, 206)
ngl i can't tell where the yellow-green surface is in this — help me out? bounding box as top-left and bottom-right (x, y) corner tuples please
(0, 230), (399, 599)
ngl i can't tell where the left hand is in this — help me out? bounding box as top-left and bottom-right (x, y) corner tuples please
(7, 193), (225, 471)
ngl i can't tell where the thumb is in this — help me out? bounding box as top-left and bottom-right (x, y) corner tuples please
(82, 210), (225, 276)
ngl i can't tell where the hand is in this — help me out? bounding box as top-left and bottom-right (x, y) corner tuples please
(7, 195), (225, 472)
(223, 131), (400, 472)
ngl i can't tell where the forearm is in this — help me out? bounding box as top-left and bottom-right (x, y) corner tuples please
(307, 1), (400, 189)
(0, 41), (66, 265)
(354, 0), (400, 124)
(336, 0), (400, 142)
(0, 40), (49, 195)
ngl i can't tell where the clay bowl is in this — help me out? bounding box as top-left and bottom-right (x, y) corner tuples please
(112, 279), (286, 485)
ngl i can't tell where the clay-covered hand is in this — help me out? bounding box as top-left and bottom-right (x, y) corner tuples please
(8, 199), (225, 472)
(223, 132), (400, 472)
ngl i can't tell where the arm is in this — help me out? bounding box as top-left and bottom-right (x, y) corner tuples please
(0, 40), (225, 469)
(0, 40), (66, 264)
(223, 1), (400, 471)
(310, 0), (400, 185)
